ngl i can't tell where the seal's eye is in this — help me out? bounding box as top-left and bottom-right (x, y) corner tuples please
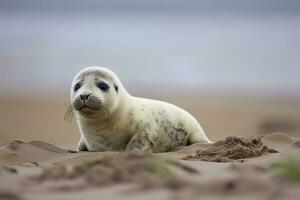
(74, 83), (81, 92)
(97, 82), (109, 92)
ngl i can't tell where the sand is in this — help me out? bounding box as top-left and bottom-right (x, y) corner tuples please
(183, 136), (277, 162)
(0, 132), (300, 200)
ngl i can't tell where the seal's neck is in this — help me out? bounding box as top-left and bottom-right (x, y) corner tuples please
(110, 93), (132, 121)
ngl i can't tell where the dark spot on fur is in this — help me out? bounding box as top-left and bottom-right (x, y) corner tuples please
(137, 139), (143, 146)
(178, 122), (184, 128)
(114, 84), (118, 93)
(127, 110), (135, 125)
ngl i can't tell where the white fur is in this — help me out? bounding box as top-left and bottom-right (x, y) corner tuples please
(71, 66), (211, 153)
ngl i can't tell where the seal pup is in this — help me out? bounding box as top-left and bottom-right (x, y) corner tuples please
(66, 66), (211, 153)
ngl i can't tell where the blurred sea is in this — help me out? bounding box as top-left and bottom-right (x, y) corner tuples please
(0, 1), (299, 96)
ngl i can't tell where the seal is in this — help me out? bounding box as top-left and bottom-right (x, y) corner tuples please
(66, 66), (211, 153)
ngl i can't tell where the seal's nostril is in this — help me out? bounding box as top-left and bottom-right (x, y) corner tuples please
(80, 94), (90, 101)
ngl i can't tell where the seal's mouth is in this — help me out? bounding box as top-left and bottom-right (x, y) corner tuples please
(78, 105), (100, 115)
(78, 105), (99, 111)
(79, 105), (100, 111)
(72, 97), (110, 119)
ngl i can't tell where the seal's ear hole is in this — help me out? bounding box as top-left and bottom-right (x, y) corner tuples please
(114, 84), (119, 93)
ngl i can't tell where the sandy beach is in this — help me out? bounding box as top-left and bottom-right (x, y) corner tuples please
(1, 132), (300, 200)
(0, 95), (300, 200)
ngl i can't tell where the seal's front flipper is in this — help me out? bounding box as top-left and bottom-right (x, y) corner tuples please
(77, 139), (89, 152)
(125, 134), (153, 153)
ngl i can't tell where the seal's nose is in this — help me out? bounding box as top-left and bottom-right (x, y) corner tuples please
(80, 94), (90, 101)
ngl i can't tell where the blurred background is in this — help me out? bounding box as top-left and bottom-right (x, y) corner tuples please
(0, 0), (299, 147)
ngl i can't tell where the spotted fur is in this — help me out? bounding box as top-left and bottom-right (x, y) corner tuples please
(71, 66), (211, 153)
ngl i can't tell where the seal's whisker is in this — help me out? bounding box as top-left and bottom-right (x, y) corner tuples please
(64, 105), (75, 123)
(102, 103), (111, 120)
(64, 106), (70, 122)
(102, 104), (108, 119)
(97, 97), (111, 120)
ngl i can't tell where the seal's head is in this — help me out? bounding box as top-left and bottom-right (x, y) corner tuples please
(70, 66), (126, 120)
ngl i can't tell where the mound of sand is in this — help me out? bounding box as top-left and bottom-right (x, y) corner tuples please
(0, 140), (69, 167)
(33, 153), (198, 190)
(183, 136), (278, 162)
